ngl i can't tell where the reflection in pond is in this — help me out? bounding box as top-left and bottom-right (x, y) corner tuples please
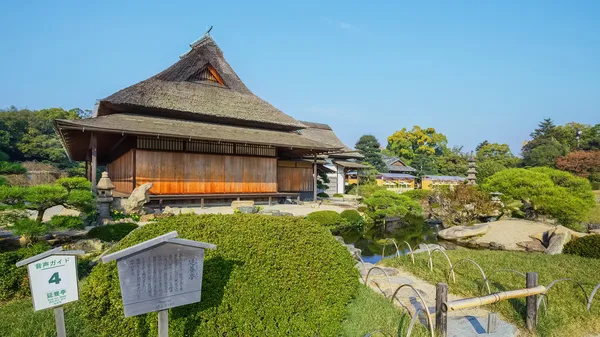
(334, 215), (440, 264)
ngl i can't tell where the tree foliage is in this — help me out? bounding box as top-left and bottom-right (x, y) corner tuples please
(436, 146), (468, 176)
(0, 177), (95, 239)
(0, 106), (87, 169)
(355, 135), (387, 172)
(386, 126), (447, 164)
(556, 151), (600, 179)
(482, 168), (595, 229)
(363, 190), (422, 226)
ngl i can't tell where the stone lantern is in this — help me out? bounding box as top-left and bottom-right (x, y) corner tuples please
(96, 171), (115, 223)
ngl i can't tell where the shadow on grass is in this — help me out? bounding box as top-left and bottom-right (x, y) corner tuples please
(169, 257), (242, 335)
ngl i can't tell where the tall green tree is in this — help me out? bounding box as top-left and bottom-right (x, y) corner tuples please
(530, 118), (556, 138)
(386, 126), (448, 164)
(437, 146), (468, 176)
(355, 135), (387, 172)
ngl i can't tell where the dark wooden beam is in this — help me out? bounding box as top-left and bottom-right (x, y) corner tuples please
(313, 153), (317, 202)
(132, 148), (137, 190)
(108, 135), (128, 155)
(90, 132), (97, 192)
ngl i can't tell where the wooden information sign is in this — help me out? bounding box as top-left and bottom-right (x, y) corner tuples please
(102, 231), (216, 336)
(16, 247), (85, 337)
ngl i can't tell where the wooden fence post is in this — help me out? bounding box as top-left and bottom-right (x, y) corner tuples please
(436, 282), (448, 337)
(526, 272), (538, 332)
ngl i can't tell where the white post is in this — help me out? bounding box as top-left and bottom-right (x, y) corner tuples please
(54, 306), (66, 337)
(158, 309), (169, 337)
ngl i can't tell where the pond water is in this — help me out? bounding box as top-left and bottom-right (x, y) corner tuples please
(333, 215), (441, 264)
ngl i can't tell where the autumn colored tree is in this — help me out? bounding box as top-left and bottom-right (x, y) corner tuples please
(556, 151), (600, 179)
(386, 126), (447, 164)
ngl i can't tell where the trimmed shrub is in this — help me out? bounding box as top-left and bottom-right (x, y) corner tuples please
(87, 223), (138, 242)
(0, 162), (26, 175)
(305, 210), (349, 230)
(564, 235), (600, 259)
(0, 242), (51, 301)
(340, 209), (364, 229)
(317, 192), (329, 198)
(0, 176), (7, 186)
(333, 193), (344, 198)
(48, 215), (85, 230)
(363, 190), (423, 226)
(56, 176), (91, 191)
(593, 182), (600, 191)
(81, 214), (359, 336)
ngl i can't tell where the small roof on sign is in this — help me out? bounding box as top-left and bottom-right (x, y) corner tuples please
(101, 231), (217, 263)
(15, 247), (85, 267)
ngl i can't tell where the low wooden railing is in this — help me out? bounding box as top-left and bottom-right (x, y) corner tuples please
(435, 272), (545, 337)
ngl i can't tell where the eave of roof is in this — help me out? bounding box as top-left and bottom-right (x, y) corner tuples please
(55, 114), (342, 161)
(332, 160), (371, 169)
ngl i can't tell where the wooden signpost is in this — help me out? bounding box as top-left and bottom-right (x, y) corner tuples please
(101, 231), (216, 337)
(15, 247), (85, 337)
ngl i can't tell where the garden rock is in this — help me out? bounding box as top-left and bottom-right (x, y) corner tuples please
(412, 243), (446, 254)
(231, 200), (254, 210)
(551, 225), (587, 239)
(590, 229), (600, 235)
(545, 233), (570, 255)
(517, 240), (546, 252)
(238, 206), (258, 214)
(438, 223), (490, 240)
(163, 206), (181, 215)
(112, 183), (153, 214)
(64, 239), (105, 253)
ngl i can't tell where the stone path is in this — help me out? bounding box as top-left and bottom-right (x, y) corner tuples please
(358, 262), (518, 337)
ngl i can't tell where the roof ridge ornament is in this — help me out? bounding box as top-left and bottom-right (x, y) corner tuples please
(180, 26), (214, 58)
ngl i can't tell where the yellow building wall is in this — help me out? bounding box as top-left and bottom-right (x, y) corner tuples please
(422, 179), (461, 190)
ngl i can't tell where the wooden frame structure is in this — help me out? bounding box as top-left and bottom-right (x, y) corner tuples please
(55, 34), (344, 202)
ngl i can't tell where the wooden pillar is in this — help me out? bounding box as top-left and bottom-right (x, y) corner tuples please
(313, 154), (317, 202)
(435, 282), (448, 337)
(90, 132), (97, 193)
(526, 272), (538, 332)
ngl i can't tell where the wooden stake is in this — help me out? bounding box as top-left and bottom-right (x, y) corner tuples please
(158, 309), (168, 337)
(435, 283), (448, 337)
(54, 306), (66, 337)
(526, 272), (538, 332)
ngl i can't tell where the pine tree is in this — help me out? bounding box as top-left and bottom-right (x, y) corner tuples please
(355, 135), (387, 172)
(530, 118), (556, 139)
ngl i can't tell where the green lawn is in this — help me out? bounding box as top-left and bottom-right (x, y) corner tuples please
(382, 250), (600, 337)
(0, 300), (93, 337)
(0, 283), (423, 337)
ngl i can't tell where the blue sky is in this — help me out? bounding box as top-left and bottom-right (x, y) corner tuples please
(1, 1), (599, 154)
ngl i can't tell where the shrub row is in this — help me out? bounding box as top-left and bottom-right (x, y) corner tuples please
(81, 214), (359, 336)
(0, 243), (51, 301)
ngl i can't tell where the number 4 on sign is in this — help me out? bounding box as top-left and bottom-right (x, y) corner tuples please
(49, 272), (62, 285)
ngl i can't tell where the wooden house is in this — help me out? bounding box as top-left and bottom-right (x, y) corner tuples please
(54, 34), (344, 204)
(382, 155), (417, 174)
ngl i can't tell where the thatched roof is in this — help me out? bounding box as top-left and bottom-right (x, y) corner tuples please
(298, 121), (363, 159)
(55, 114), (339, 161)
(96, 35), (305, 131)
(332, 160), (371, 169)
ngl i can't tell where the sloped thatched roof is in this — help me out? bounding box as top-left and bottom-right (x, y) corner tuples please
(96, 35), (305, 131)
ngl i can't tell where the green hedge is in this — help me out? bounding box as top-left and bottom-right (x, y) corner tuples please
(81, 214), (358, 336)
(592, 182), (600, 191)
(564, 235), (600, 259)
(0, 243), (51, 302)
(340, 209), (364, 229)
(317, 192), (329, 198)
(87, 223), (138, 242)
(305, 210), (349, 230)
